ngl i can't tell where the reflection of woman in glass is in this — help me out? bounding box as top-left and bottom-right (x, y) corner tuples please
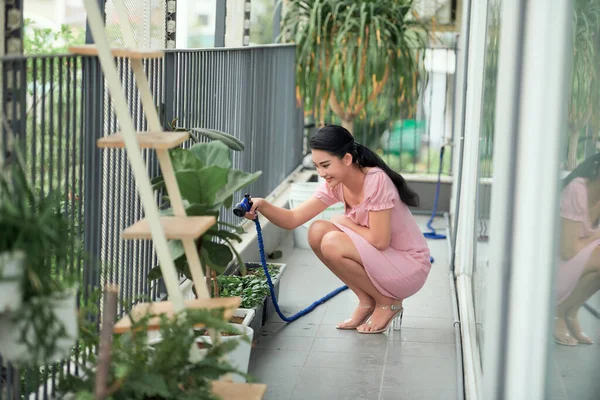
(555, 153), (600, 345)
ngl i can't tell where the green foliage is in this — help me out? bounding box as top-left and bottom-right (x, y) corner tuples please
(23, 18), (85, 55)
(148, 122), (262, 283)
(279, 0), (429, 131)
(566, 0), (600, 168)
(0, 151), (77, 300)
(217, 264), (281, 308)
(0, 149), (79, 365)
(56, 299), (248, 399)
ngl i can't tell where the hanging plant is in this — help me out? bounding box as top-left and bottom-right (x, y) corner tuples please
(279, 0), (429, 134)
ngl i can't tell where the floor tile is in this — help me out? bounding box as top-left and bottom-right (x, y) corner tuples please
(310, 336), (388, 357)
(254, 334), (315, 352)
(304, 350), (384, 370)
(380, 356), (456, 400)
(386, 340), (456, 361)
(291, 367), (383, 400)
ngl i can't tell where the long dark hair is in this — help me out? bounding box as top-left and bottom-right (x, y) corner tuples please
(562, 152), (600, 188)
(310, 125), (420, 207)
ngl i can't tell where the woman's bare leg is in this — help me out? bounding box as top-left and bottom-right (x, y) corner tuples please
(556, 247), (600, 344)
(308, 221), (375, 328)
(310, 224), (402, 332)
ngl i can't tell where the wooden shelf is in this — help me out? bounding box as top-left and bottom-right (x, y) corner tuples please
(211, 381), (267, 400)
(121, 216), (216, 240)
(69, 45), (164, 59)
(97, 131), (189, 150)
(113, 297), (241, 333)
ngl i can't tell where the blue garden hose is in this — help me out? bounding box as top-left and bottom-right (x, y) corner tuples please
(423, 146), (447, 241)
(233, 195), (349, 323)
(232, 193), (435, 323)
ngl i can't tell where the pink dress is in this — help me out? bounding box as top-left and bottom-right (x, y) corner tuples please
(313, 167), (431, 300)
(556, 177), (600, 304)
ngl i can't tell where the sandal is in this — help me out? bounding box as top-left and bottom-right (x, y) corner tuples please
(357, 303), (404, 334)
(336, 303), (375, 330)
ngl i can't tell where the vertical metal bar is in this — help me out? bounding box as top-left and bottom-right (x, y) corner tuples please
(85, 0), (106, 44)
(82, 57), (103, 302)
(49, 57), (55, 190)
(41, 57), (47, 193)
(215, 0), (227, 47)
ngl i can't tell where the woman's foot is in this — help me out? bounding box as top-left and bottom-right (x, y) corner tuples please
(357, 302), (403, 334)
(554, 316), (578, 346)
(565, 311), (595, 344)
(336, 302), (375, 330)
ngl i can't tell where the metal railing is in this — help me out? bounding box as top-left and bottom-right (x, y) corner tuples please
(0, 43), (301, 399)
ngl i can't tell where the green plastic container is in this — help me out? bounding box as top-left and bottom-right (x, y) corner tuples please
(380, 119), (426, 157)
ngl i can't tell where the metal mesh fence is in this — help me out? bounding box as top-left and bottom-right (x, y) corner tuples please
(0, 44), (301, 398)
(104, 0), (166, 48)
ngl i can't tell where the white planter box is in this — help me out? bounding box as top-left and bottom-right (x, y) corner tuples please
(0, 251), (25, 313)
(195, 323), (254, 383)
(232, 308), (255, 326)
(0, 289), (78, 366)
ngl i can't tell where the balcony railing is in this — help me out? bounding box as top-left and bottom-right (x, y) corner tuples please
(0, 43), (302, 399)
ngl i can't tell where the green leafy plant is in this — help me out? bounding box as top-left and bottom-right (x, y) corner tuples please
(56, 298), (248, 399)
(279, 0), (429, 133)
(0, 147), (79, 365)
(148, 121), (262, 284)
(217, 264), (281, 308)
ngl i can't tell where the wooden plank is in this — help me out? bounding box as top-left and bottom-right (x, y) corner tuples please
(121, 216), (216, 240)
(113, 297), (241, 333)
(97, 131), (189, 149)
(211, 381), (267, 400)
(69, 45), (164, 59)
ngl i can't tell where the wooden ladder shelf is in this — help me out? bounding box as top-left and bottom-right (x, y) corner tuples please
(76, 0), (265, 397)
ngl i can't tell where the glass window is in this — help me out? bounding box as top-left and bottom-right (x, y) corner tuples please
(472, 0), (501, 369)
(550, 1), (600, 398)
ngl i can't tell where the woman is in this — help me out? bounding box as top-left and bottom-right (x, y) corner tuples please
(555, 152), (600, 345)
(244, 125), (431, 334)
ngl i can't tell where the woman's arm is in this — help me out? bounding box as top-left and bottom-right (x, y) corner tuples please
(332, 210), (392, 250)
(560, 218), (600, 260)
(245, 196), (330, 230)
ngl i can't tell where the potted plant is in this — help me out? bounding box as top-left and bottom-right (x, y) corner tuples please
(55, 291), (252, 399)
(0, 151), (79, 366)
(147, 122), (262, 331)
(0, 250), (25, 313)
(193, 322), (255, 384)
(217, 262), (287, 335)
(147, 121), (261, 285)
(279, 0), (428, 134)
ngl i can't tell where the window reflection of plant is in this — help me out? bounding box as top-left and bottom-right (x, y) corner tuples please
(566, 0), (600, 169)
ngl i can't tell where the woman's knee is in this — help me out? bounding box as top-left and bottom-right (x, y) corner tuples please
(320, 231), (347, 259)
(307, 220), (337, 250)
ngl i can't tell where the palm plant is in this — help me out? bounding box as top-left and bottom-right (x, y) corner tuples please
(278, 0), (429, 134)
(566, 0), (600, 169)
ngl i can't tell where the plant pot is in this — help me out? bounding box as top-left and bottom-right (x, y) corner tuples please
(244, 262), (287, 325)
(0, 251), (25, 314)
(0, 289), (78, 366)
(195, 323), (254, 383)
(230, 308), (255, 326)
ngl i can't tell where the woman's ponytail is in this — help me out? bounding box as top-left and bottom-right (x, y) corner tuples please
(354, 143), (420, 207)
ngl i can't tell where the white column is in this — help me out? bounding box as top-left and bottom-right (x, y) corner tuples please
(225, 0), (245, 47)
(453, 0), (489, 398)
(502, 0), (572, 398)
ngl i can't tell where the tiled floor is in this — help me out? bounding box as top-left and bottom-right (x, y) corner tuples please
(249, 216), (459, 400)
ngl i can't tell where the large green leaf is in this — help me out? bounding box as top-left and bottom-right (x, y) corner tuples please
(213, 169), (262, 205)
(200, 240), (233, 274)
(175, 166), (229, 205)
(189, 128), (244, 151)
(170, 147), (205, 170)
(189, 141), (232, 169)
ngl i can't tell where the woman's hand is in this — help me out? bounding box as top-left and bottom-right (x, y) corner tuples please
(244, 197), (266, 220)
(330, 214), (353, 228)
